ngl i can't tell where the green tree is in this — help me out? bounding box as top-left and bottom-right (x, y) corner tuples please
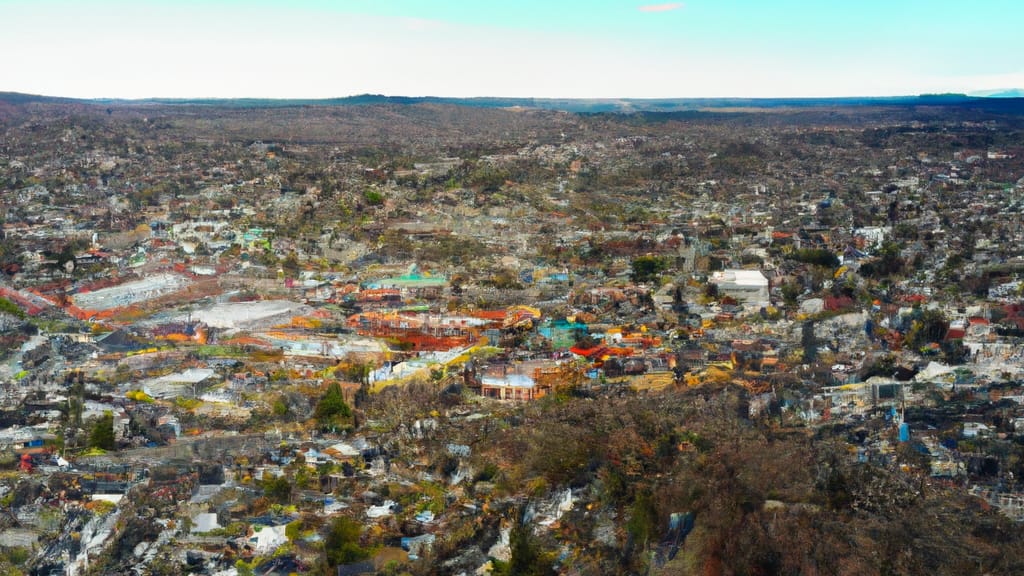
(281, 251), (300, 276)
(801, 320), (817, 362)
(631, 255), (668, 284)
(861, 354), (898, 380)
(324, 516), (370, 567)
(860, 241), (903, 278)
(315, 382), (352, 431)
(941, 339), (970, 365)
(363, 188), (384, 206)
(503, 513), (555, 576)
(88, 411), (116, 451)
(235, 560), (254, 576)
(55, 243), (78, 273)
(263, 475), (292, 504)
(0, 298), (26, 319)
(906, 309), (949, 350)
(343, 361), (372, 385)
(788, 248), (840, 268)
(781, 282), (801, 307)
(627, 488), (659, 550)
(285, 519), (302, 541)
(468, 165), (510, 192)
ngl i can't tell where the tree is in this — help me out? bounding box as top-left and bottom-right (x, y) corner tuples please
(55, 243), (78, 273)
(672, 285), (688, 313)
(88, 411), (116, 451)
(263, 475), (292, 504)
(860, 241), (903, 278)
(704, 281), (720, 300)
(788, 248), (840, 268)
(363, 188), (384, 206)
(324, 516), (370, 567)
(781, 282), (801, 307)
(860, 354), (897, 380)
(354, 380), (371, 409)
(67, 373), (85, 432)
(498, 510), (555, 576)
(467, 165), (510, 192)
(315, 382), (352, 431)
(906, 309), (949, 350)
(942, 339), (970, 365)
(631, 255), (668, 284)
(281, 251), (300, 276)
(342, 360), (372, 385)
(801, 320), (817, 362)
(0, 298), (25, 319)
(627, 488), (658, 551)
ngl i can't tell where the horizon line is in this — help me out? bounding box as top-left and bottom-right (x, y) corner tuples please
(5, 90), (1023, 104)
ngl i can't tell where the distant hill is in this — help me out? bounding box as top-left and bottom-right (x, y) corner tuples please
(86, 93), (987, 113)
(2, 91), (1024, 114)
(0, 92), (80, 105)
(970, 88), (1024, 98)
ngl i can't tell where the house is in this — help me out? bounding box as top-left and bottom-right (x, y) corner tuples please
(248, 524), (289, 555)
(853, 226), (890, 250)
(677, 348), (707, 371)
(401, 534), (436, 557)
(710, 269), (769, 310)
(191, 512), (222, 533)
(963, 422), (992, 439)
(480, 372), (541, 401)
(364, 264), (447, 299)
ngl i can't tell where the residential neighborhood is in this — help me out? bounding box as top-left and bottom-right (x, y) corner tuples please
(1, 94), (1024, 575)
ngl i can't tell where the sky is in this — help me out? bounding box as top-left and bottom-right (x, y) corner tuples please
(1, 0), (1022, 99)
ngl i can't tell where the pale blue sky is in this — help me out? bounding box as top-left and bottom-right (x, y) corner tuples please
(1, 0), (1021, 99)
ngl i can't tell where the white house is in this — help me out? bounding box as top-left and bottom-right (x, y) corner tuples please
(192, 513), (221, 534)
(249, 524), (289, 555)
(710, 269), (769, 310)
(963, 422), (992, 438)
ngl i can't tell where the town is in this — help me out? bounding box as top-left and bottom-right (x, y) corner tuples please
(1, 94), (1024, 575)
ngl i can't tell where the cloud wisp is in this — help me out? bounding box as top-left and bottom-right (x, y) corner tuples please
(638, 2), (684, 13)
